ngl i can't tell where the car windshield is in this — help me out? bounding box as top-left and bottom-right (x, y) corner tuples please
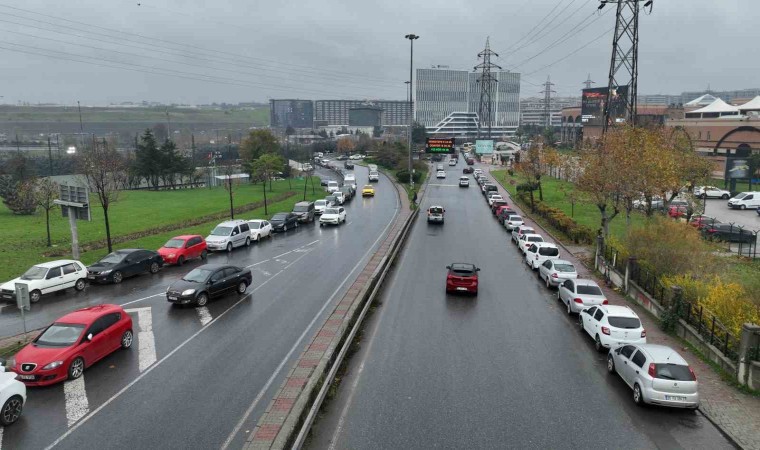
(608, 317), (641, 329)
(36, 323), (85, 347)
(429, 207), (443, 214)
(654, 364), (693, 381)
(554, 263), (575, 273)
(293, 205), (309, 212)
(211, 226), (232, 236)
(520, 228), (535, 234)
(182, 267), (214, 283)
(272, 213), (288, 220)
(328, 182), (338, 186)
(733, 193), (747, 199)
(450, 266), (475, 276)
(163, 238), (185, 249)
(577, 285), (603, 295)
(509, 216), (522, 221)
(325, 208), (338, 214)
(99, 252), (126, 264)
(316, 200), (326, 206)
(20, 265), (48, 280)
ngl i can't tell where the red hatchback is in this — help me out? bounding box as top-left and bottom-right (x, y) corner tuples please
(445, 263), (480, 295)
(11, 304), (133, 386)
(158, 235), (207, 265)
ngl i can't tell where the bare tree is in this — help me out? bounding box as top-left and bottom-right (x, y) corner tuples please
(35, 178), (59, 247)
(79, 139), (127, 253)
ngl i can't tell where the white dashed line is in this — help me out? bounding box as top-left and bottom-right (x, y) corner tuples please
(275, 259), (288, 264)
(63, 377), (89, 427)
(119, 294), (162, 307)
(195, 307), (212, 326)
(256, 269), (272, 277)
(125, 307), (156, 373)
(245, 259), (270, 268)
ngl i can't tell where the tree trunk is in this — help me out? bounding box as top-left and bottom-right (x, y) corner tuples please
(263, 179), (268, 215)
(537, 181), (544, 201)
(45, 207), (51, 247)
(104, 206), (113, 253)
(529, 189), (535, 212)
(228, 179), (234, 219)
(269, 175), (273, 192)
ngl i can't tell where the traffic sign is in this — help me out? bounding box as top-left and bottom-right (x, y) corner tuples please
(426, 138), (454, 154)
(15, 282), (30, 311)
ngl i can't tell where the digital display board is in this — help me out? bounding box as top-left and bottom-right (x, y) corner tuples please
(426, 138), (454, 153)
(581, 86), (629, 127)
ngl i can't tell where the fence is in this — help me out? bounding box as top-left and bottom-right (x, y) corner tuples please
(701, 224), (759, 259)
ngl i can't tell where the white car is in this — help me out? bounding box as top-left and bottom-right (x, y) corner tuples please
(320, 207), (347, 226)
(0, 364), (26, 425)
(487, 194), (504, 207)
(448, 159), (457, 166)
(518, 233), (544, 254)
(608, 344), (699, 409)
(247, 219), (272, 241)
(558, 278), (608, 315)
(1, 260), (87, 304)
(525, 242), (560, 270)
(473, 169), (483, 176)
(333, 191), (346, 205)
(538, 259), (577, 288)
(511, 225), (535, 244)
(436, 170), (446, 179)
(327, 181), (340, 193)
(579, 305), (646, 352)
(694, 186), (730, 199)
(459, 176), (470, 187)
(315, 199), (331, 215)
(504, 214), (523, 231)
(368, 171), (380, 182)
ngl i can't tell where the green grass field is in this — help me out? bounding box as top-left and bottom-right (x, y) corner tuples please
(0, 177), (323, 282)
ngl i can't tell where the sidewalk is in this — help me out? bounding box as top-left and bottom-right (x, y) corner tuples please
(487, 165), (760, 450)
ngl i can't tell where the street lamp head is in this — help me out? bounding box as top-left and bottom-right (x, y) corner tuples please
(405, 34), (419, 40)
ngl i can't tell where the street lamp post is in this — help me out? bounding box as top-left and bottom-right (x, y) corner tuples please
(405, 33), (419, 192)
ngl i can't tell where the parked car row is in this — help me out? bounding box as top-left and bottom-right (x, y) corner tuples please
(474, 169), (700, 410)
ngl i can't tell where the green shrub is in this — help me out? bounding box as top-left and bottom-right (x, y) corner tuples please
(395, 169), (422, 184)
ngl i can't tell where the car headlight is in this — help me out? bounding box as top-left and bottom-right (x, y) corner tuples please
(43, 360), (64, 370)
(101, 270), (112, 274)
(182, 289), (196, 296)
(168, 253), (176, 258)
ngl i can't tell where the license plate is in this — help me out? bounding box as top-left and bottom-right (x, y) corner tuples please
(665, 395), (687, 401)
(168, 296), (178, 301)
(87, 275), (95, 279)
(456, 287), (468, 291)
(18, 375), (35, 380)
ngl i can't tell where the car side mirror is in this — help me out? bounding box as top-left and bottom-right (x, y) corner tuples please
(476, 268), (481, 272)
(445, 265), (451, 270)
(87, 333), (93, 341)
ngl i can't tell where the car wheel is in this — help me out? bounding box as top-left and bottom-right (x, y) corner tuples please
(566, 299), (572, 315)
(253, 233), (259, 242)
(283, 224), (288, 232)
(226, 242), (233, 252)
(607, 355), (616, 374)
(237, 281), (248, 294)
(741, 205), (746, 210)
(178, 255), (186, 266)
(578, 315), (584, 331)
(196, 293), (209, 307)
(29, 289), (41, 303)
(245, 237), (251, 247)
(0, 395), (23, 426)
(545, 276), (551, 289)
(633, 384), (644, 406)
(121, 329), (133, 349)
(595, 335), (603, 352)
(112, 271), (123, 284)
(149, 262), (160, 274)
(200, 251), (207, 260)
(721, 194), (729, 199)
(68, 357), (85, 380)
(74, 279), (86, 291)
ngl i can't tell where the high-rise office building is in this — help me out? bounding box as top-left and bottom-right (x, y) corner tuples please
(269, 99), (314, 128)
(519, 96), (580, 127)
(415, 68), (521, 137)
(314, 100), (409, 126)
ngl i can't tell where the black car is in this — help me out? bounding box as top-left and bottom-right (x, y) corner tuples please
(702, 224), (756, 243)
(270, 212), (300, 232)
(482, 184), (498, 196)
(166, 264), (252, 306)
(344, 161), (354, 169)
(320, 178), (331, 187)
(336, 155), (348, 161)
(340, 185), (354, 201)
(463, 167), (473, 174)
(87, 249), (163, 284)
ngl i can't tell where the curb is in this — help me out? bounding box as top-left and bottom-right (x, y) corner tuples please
(245, 170), (420, 450)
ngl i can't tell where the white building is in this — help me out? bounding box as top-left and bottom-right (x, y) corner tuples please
(519, 96), (580, 128)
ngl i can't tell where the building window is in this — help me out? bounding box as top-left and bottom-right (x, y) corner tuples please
(707, 131), (711, 141)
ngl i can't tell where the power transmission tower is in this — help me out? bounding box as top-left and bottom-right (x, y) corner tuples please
(540, 76), (556, 128)
(583, 74), (596, 90)
(475, 37), (501, 139)
(599, 0), (653, 133)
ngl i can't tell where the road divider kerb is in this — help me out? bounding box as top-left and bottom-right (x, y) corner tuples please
(245, 167), (425, 450)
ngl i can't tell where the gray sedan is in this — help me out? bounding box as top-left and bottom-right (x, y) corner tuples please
(538, 259), (577, 289)
(557, 278), (607, 315)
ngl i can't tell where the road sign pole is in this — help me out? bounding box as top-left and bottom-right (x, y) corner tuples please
(68, 206), (80, 260)
(15, 282), (30, 334)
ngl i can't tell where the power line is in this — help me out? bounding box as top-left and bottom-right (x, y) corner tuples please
(504, 0), (595, 57)
(503, 0), (568, 53)
(523, 27), (613, 76)
(505, 0), (582, 57)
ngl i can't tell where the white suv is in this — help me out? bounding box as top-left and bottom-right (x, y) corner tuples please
(1, 260), (87, 303)
(205, 220), (252, 252)
(579, 304), (646, 352)
(525, 242), (560, 269)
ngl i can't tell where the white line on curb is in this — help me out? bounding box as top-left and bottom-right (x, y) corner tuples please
(63, 377), (89, 427)
(195, 306), (212, 326)
(125, 307), (156, 373)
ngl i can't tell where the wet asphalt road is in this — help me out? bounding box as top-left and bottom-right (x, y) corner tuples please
(1, 165), (401, 450)
(307, 161), (734, 450)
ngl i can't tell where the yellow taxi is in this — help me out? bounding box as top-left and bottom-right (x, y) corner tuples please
(362, 185), (375, 197)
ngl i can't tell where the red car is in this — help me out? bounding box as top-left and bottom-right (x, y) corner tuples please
(158, 235), (207, 265)
(495, 205), (515, 219)
(690, 215), (721, 230)
(11, 304), (133, 386)
(466, 158), (475, 165)
(445, 263), (480, 295)
(667, 205), (688, 219)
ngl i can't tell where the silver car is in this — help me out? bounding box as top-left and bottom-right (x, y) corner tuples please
(504, 214), (524, 231)
(558, 278), (607, 315)
(607, 344), (699, 409)
(538, 259), (577, 288)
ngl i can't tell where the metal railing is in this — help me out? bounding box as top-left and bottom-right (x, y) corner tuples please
(675, 299), (741, 361)
(700, 223), (759, 259)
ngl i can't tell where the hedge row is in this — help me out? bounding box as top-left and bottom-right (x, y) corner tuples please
(515, 190), (595, 244)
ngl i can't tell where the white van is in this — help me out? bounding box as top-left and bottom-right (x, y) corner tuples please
(368, 164), (378, 172)
(344, 174), (357, 189)
(727, 192), (760, 210)
(205, 220), (252, 252)
(369, 171), (380, 182)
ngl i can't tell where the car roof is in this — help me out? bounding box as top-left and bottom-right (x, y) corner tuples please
(532, 242), (557, 248)
(33, 259), (80, 268)
(217, 220), (247, 226)
(550, 259), (573, 266)
(599, 304), (637, 317)
(522, 233), (542, 238)
(575, 278), (600, 287)
(173, 234), (202, 239)
(635, 344), (688, 364)
(57, 304), (122, 324)
(449, 262), (477, 270)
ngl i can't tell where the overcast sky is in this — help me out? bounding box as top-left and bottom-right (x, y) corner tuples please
(0, 0), (756, 105)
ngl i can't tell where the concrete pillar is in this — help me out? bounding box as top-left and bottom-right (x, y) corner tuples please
(625, 256), (637, 294)
(595, 235), (604, 271)
(738, 323), (760, 386)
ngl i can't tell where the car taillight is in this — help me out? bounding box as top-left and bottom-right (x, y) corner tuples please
(689, 367), (697, 381)
(573, 298), (583, 304)
(601, 326), (610, 335)
(648, 363), (656, 378)
(641, 329), (646, 338)
(602, 299), (609, 305)
(551, 273), (558, 278)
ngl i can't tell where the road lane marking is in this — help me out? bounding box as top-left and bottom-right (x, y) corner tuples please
(0, 426), (3, 449)
(45, 248), (315, 450)
(63, 377), (89, 427)
(119, 294), (162, 307)
(275, 259), (288, 264)
(220, 206), (398, 450)
(255, 269), (272, 277)
(245, 259), (270, 268)
(125, 307), (156, 373)
(195, 306), (212, 326)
